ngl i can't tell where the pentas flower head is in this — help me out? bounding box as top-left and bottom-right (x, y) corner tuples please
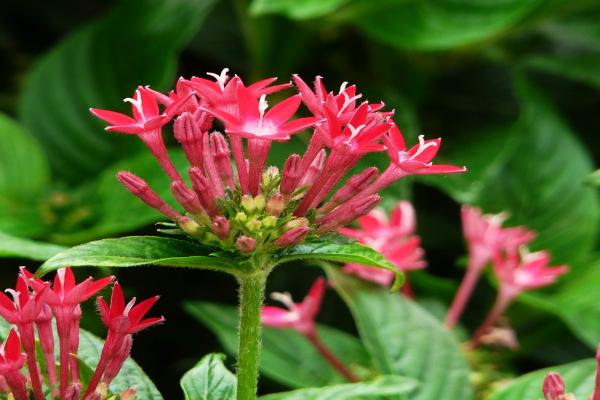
(90, 70), (464, 261)
(493, 249), (568, 299)
(339, 201), (426, 287)
(261, 278), (325, 336)
(98, 282), (164, 335)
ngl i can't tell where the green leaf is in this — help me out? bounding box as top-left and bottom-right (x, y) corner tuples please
(525, 54), (600, 89)
(277, 237), (404, 290)
(38, 236), (238, 276)
(342, 0), (545, 50)
(0, 231), (67, 261)
(260, 376), (418, 400)
(325, 265), (473, 400)
(0, 113), (50, 237)
(181, 353), (237, 400)
(486, 359), (596, 400)
(250, 0), (347, 19)
(18, 0), (217, 182)
(50, 149), (189, 244)
(185, 301), (373, 389)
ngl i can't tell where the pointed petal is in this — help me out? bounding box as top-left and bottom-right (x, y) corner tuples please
(138, 87), (160, 119)
(280, 117), (323, 136)
(83, 276), (114, 301)
(236, 83), (260, 122)
(384, 124), (406, 152)
(414, 164), (467, 175)
(261, 306), (296, 328)
(265, 94), (301, 126)
(128, 296), (160, 326)
(247, 77), (277, 93)
(97, 297), (110, 326)
(109, 282), (125, 318)
(5, 329), (21, 361)
(130, 316), (165, 333)
(89, 108), (136, 126)
(201, 107), (240, 128)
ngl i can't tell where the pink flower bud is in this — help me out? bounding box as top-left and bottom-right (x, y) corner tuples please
(174, 112), (204, 167)
(189, 167), (218, 216)
(65, 382), (81, 400)
(194, 108), (213, 132)
(280, 154), (302, 196)
(236, 236), (256, 253)
(211, 216), (230, 240)
(316, 195), (381, 233)
(117, 172), (181, 220)
(171, 180), (204, 215)
(209, 132), (234, 189)
(275, 226), (309, 247)
(542, 372), (566, 400)
(299, 149), (326, 188)
(320, 167), (378, 213)
(202, 132), (225, 197)
(266, 193), (286, 216)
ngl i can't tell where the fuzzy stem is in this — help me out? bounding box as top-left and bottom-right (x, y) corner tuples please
(444, 257), (486, 328)
(305, 331), (358, 382)
(470, 288), (514, 347)
(236, 271), (268, 400)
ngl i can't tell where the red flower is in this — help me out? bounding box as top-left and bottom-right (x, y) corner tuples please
(261, 278), (325, 336)
(0, 329), (28, 400)
(203, 83), (322, 141)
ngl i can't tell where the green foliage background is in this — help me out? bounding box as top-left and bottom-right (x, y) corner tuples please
(1, 0), (599, 397)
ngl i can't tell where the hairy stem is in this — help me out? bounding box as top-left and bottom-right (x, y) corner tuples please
(236, 270), (268, 400)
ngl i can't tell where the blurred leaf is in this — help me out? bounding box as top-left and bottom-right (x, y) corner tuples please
(0, 231), (66, 261)
(342, 0), (545, 50)
(486, 358), (596, 400)
(277, 237), (404, 290)
(423, 78), (599, 265)
(38, 236), (238, 276)
(18, 0), (217, 183)
(326, 265), (473, 400)
(181, 353), (236, 400)
(525, 54), (600, 89)
(0, 113), (50, 237)
(250, 0), (348, 19)
(51, 149), (189, 244)
(586, 169), (600, 186)
(185, 301), (373, 388)
(260, 376), (418, 400)
(539, 4), (600, 52)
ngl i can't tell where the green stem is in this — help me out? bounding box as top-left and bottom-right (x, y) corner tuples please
(236, 270), (268, 400)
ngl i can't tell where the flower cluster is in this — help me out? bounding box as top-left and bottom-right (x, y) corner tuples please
(91, 70), (465, 257)
(542, 345), (600, 400)
(338, 200), (425, 290)
(0, 267), (162, 400)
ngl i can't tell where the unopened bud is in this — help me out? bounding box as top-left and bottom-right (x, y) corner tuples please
(320, 167), (378, 213)
(299, 149), (326, 187)
(117, 172), (180, 220)
(316, 195), (380, 233)
(103, 335), (133, 386)
(262, 215), (277, 228)
(171, 180), (204, 215)
(209, 132), (234, 189)
(284, 217), (309, 231)
(266, 193), (285, 216)
(174, 112), (204, 167)
(211, 216), (230, 240)
(275, 226), (309, 247)
(542, 373), (566, 400)
(177, 216), (201, 237)
(262, 166), (280, 188)
(189, 167), (217, 216)
(235, 212), (248, 223)
(254, 195), (266, 212)
(236, 236), (256, 253)
(241, 195), (256, 214)
(120, 387), (137, 400)
(280, 154), (302, 195)
(194, 108), (213, 132)
(245, 218), (262, 232)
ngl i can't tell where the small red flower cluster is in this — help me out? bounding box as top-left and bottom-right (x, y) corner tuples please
(0, 267), (162, 400)
(91, 70), (465, 253)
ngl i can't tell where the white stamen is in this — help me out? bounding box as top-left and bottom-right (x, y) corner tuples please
(124, 297), (137, 316)
(258, 94), (268, 130)
(5, 289), (20, 308)
(270, 292), (297, 311)
(338, 81), (348, 94)
(347, 123), (366, 142)
(123, 89), (144, 116)
(410, 135), (438, 159)
(206, 68), (230, 92)
(337, 92), (363, 117)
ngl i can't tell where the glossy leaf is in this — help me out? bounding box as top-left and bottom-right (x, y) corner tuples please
(0, 231), (67, 261)
(0, 113), (50, 237)
(525, 54), (600, 90)
(181, 353), (236, 400)
(185, 301), (373, 388)
(487, 359), (596, 400)
(326, 265), (473, 400)
(38, 236), (238, 276)
(260, 376), (418, 400)
(277, 238), (404, 289)
(250, 0), (347, 19)
(342, 0), (544, 50)
(18, 0), (217, 182)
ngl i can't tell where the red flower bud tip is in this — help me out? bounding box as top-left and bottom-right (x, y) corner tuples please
(202, 132), (225, 197)
(65, 382), (81, 400)
(319, 166), (378, 213)
(316, 195), (381, 234)
(236, 236), (256, 253)
(209, 132), (235, 189)
(189, 167), (218, 216)
(120, 387), (137, 400)
(299, 149), (326, 188)
(266, 193), (286, 217)
(275, 226), (309, 247)
(211, 216), (231, 240)
(542, 372), (566, 400)
(0, 329), (28, 400)
(171, 180), (205, 215)
(194, 108), (213, 132)
(261, 278), (325, 336)
(280, 154), (302, 196)
(174, 112), (204, 167)
(117, 172), (181, 220)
